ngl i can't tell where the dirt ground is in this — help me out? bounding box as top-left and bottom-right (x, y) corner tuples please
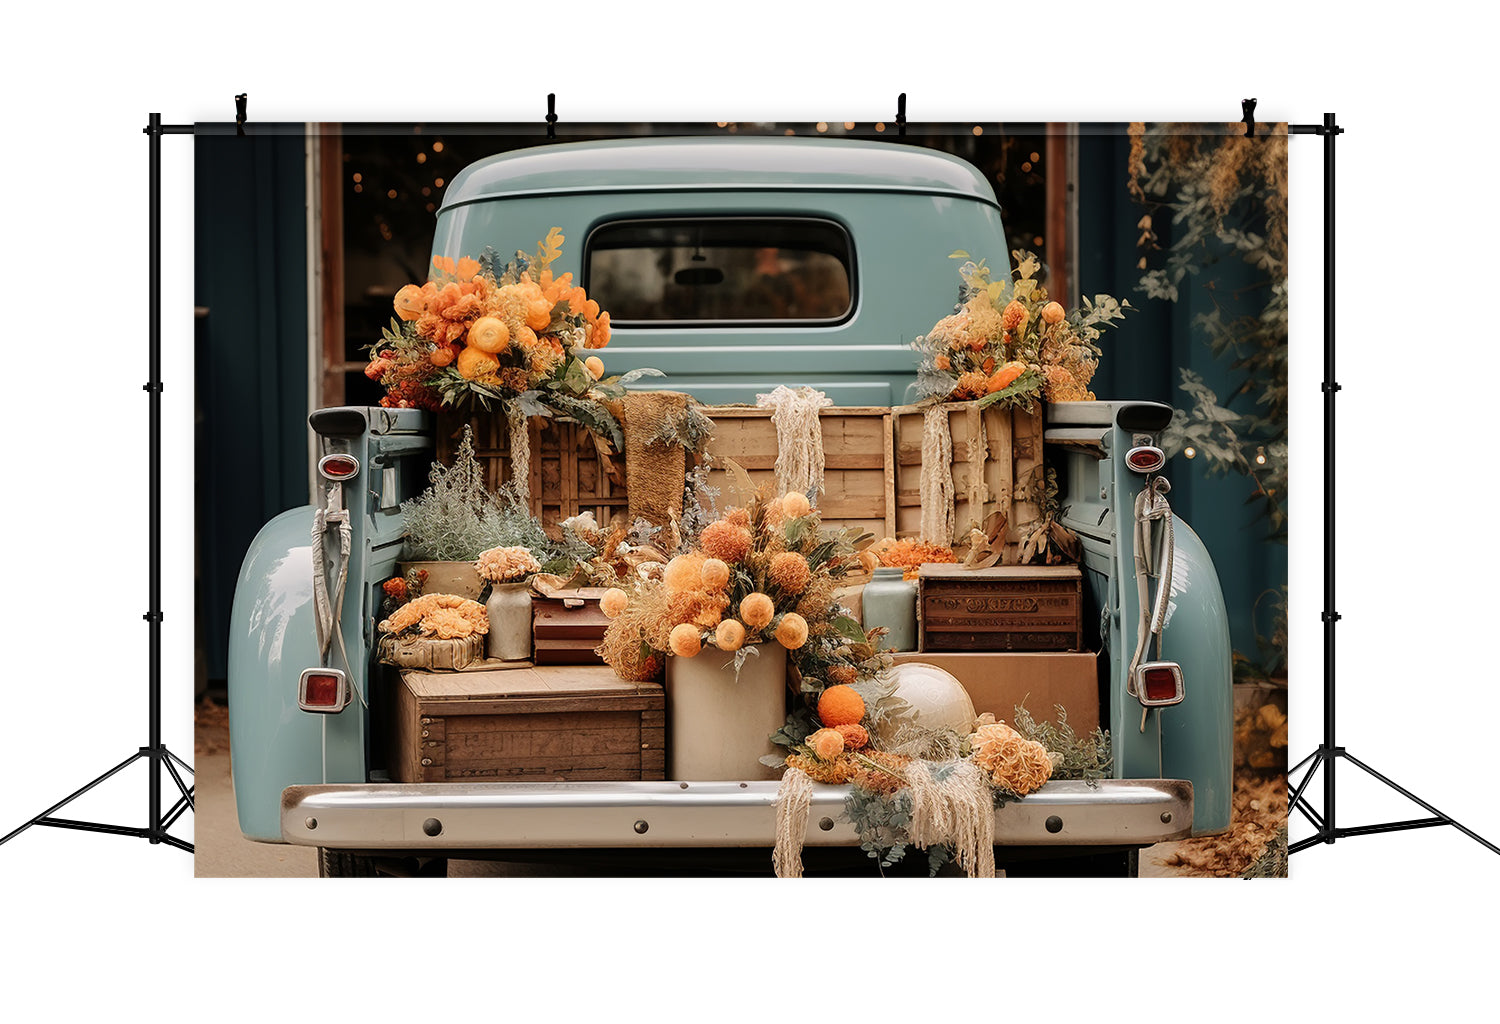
(195, 697), (1287, 879)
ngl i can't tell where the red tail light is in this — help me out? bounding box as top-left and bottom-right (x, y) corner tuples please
(1125, 445), (1166, 474)
(299, 668), (350, 713)
(318, 453), (360, 481)
(1134, 661), (1185, 707)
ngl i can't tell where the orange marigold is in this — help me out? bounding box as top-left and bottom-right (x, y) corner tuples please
(781, 492), (812, 519)
(834, 723), (870, 750)
(382, 578), (408, 600)
(768, 551), (811, 594)
(954, 371), (989, 400)
(700, 558), (731, 591)
(456, 346), (500, 380)
(663, 553), (707, 594)
(817, 685), (866, 728)
(701, 520), (753, 563)
(724, 508), (751, 529)
(1001, 299), (1028, 332)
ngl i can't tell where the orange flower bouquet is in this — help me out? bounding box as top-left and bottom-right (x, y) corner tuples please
(912, 249), (1133, 407)
(596, 488), (886, 690)
(364, 227), (658, 450)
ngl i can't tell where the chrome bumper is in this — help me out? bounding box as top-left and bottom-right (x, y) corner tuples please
(281, 778), (1192, 850)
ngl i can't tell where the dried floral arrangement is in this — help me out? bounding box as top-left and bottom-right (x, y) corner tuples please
(377, 593), (489, 641)
(597, 475), (886, 689)
(475, 546), (542, 584)
(363, 228), (661, 452)
(912, 249), (1133, 406)
(772, 697), (1114, 876)
(870, 537), (958, 580)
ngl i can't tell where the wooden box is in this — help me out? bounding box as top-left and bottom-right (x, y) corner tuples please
(918, 564), (1083, 653)
(437, 411), (628, 528)
(892, 400), (1044, 554)
(532, 588), (611, 666)
(702, 405), (896, 537)
(393, 666), (665, 783)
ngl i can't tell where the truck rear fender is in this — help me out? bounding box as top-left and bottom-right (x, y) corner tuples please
(227, 506), (368, 842)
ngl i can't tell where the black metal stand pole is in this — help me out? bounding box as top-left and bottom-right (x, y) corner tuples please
(1286, 113), (1497, 859)
(0, 112), (194, 856)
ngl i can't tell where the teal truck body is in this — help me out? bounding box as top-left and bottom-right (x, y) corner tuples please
(229, 137), (1232, 874)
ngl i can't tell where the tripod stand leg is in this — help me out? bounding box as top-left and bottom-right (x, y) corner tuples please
(1286, 755), (1326, 832)
(1341, 752), (1500, 857)
(162, 755), (194, 811)
(0, 751), (145, 847)
(163, 748), (195, 776)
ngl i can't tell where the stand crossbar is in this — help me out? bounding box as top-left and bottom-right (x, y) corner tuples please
(0, 112), (194, 857)
(1285, 113), (1496, 861)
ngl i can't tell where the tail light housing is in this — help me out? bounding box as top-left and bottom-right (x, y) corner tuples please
(1125, 445), (1166, 474)
(318, 453), (360, 481)
(1133, 661), (1185, 708)
(299, 668), (350, 713)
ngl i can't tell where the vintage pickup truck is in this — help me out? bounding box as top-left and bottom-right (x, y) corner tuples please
(228, 137), (1231, 876)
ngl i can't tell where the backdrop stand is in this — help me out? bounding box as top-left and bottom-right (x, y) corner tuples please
(0, 113), (195, 855)
(1285, 113), (1497, 858)
(5, 107), (1494, 865)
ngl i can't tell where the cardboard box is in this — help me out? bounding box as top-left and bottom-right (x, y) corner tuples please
(890, 651), (1100, 733)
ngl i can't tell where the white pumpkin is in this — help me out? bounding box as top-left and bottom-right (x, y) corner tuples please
(875, 662), (977, 744)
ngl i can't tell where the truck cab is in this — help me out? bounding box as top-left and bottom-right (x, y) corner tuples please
(228, 137), (1231, 876)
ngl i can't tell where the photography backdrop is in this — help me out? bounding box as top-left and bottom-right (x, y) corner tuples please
(195, 121), (1288, 697)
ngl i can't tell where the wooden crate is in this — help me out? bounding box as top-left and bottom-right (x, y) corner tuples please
(701, 405), (896, 538)
(436, 410), (629, 528)
(892, 400), (1044, 551)
(532, 588), (611, 666)
(918, 564), (1082, 653)
(392, 666), (665, 783)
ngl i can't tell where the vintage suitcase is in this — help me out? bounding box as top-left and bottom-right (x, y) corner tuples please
(918, 564), (1083, 653)
(532, 588), (611, 665)
(392, 666), (666, 783)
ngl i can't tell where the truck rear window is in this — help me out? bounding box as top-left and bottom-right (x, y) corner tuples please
(584, 217), (853, 325)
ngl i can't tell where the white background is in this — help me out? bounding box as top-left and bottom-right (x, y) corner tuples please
(1, 1), (1495, 1017)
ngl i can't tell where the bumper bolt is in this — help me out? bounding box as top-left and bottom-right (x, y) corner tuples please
(1161, 811), (1173, 824)
(305, 817), (317, 831)
(818, 817), (835, 832)
(422, 817), (443, 837)
(1045, 815), (1064, 834)
(634, 820), (649, 834)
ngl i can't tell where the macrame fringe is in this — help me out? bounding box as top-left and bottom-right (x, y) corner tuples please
(920, 407), (955, 544)
(506, 403), (531, 509)
(773, 766), (815, 878)
(757, 385), (832, 498)
(905, 759), (996, 878)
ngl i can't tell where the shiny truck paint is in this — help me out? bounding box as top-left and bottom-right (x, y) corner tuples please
(229, 407), (430, 841)
(1049, 401), (1232, 834)
(431, 138), (1007, 406)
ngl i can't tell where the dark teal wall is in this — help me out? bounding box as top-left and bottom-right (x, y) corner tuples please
(1076, 130), (1287, 660)
(195, 135), (309, 681)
